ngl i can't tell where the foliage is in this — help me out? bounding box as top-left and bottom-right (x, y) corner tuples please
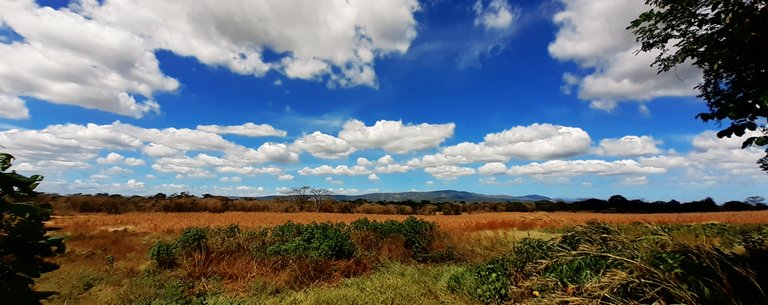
(149, 241), (177, 269)
(266, 222), (354, 260)
(350, 217), (439, 261)
(0, 153), (64, 305)
(628, 0), (768, 170)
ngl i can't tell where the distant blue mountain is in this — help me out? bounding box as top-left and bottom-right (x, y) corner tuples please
(330, 190), (550, 203)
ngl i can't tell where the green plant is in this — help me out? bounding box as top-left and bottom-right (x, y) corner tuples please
(150, 240), (177, 269)
(0, 153), (64, 305)
(176, 227), (208, 253)
(265, 222), (354, 259)
(447, 257), (511, 305)
(350, 217), (437, 261)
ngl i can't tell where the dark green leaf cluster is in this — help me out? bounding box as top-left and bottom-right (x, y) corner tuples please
(265, 222), (354, 259)
(629, 0), (768, 169)
(350, 216), (437, 261)
(0, 153), (63, 305)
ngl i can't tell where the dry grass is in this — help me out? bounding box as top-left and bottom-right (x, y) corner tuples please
(49, 210), (768, 234)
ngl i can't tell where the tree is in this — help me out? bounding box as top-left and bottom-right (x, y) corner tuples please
(628, 0), (768, 170)
(0, 153), (64, 304)
(745, 195), (766, 205)
(281, 186), (334, 212)
(281, 186), (311, 209)
(309, 188), (334, 212)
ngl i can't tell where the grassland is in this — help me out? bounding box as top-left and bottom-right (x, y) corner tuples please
(38, 211), (768, 305)
(48, 210), (768, 233)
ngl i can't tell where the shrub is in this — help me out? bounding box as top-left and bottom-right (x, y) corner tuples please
(350, 216), (437, 261)
(150, 241), (177, 269)
(265, 222), (354, 260)
(176, 227), (208, 253)
(447, 257), (511, 305)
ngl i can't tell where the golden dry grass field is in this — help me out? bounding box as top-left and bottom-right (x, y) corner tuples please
(49, 210), (768, 234)
(38, 210), (768, 305)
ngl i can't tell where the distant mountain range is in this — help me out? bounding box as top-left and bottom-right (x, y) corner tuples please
(308, 190), (551, 203)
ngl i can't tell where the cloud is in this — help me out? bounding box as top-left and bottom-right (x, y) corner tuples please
(622, 176), (648, 185)
(277, 174), (294, 181)
(477, 162), (507, 175)
(0, 95), (29, 119)
(216, 165), (283, 176)
(374, 164), (412, 174)
(424, 165), (476, 180)
(197, 123), (287, 137)
(101, 166), (133, 176)
(548, 0), (700, 111)
(0, 0), (421, 118)
(368, 173), (380, 181)
(297, 165), (371, 176)
(357, 157), (373, 166)
(339, 119), (455, 153)
(483, 124), (592, 159)
(219, 176), (243, 183)
(377, 155), (395, 165)
(595, 135), (661, 157)
(687, 130), (765, 175)
(290, 131), (355, 159)
(142, 143), (181, 158)
(408, 123), (591, 167)
(76, 0), (420, 88)
(96, 152), (125, 164)
(507, 159), (665, 177)
(638, 155), (690, 168)
(0, 1), (178, 119)
(124, 157), (146, 166)
(473, 0), (516, 31)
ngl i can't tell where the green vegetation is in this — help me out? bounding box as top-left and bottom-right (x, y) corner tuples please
(0, 153), (64, 305)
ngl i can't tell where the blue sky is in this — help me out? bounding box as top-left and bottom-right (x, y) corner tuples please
(0, 0), (764, 202)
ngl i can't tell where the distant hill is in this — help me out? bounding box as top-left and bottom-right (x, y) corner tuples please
(330, 190), (550, 203)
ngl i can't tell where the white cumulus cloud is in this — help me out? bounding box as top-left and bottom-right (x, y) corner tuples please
(596, 135), (661, 157)
(548, 0), (701, 111)
(197, 123), (287, 137)
(339, 119), (455, 153)
(290, 131), (355, 159)
(473, 0), (517, 31)
(424, 165), (476, 180)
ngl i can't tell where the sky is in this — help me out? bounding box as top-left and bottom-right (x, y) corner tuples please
(0, 0), (764, 202)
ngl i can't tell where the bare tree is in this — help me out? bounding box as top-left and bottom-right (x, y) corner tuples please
(282, 186), (311, 209)
(309, 188), (334, 212)
(282, 186), (334, 212)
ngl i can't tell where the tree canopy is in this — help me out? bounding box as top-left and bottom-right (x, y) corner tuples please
(628, 0), (768, 170)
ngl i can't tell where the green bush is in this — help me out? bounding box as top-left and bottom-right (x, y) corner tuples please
(0, 153), (64, 305)
(447, 257), (511, 305)
(150, 241), (177, 269)
(176, 227), (208, 253)
(350, 216), (437, 261)
(265, 222), (354, 259)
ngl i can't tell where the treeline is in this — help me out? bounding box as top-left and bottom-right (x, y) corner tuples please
(34, 193), (768, 215)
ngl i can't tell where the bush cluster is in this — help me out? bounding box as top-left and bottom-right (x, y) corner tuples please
(149, 217), (443, 270)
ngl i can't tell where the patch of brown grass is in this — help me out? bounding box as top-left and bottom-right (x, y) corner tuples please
(48, 211), (768, 234)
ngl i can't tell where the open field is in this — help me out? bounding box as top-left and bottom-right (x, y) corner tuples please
(36, 211), (768, 305)
(49, 210), (768, 233)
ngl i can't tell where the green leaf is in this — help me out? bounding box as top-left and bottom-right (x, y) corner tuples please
(0, 153), (14, 171)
